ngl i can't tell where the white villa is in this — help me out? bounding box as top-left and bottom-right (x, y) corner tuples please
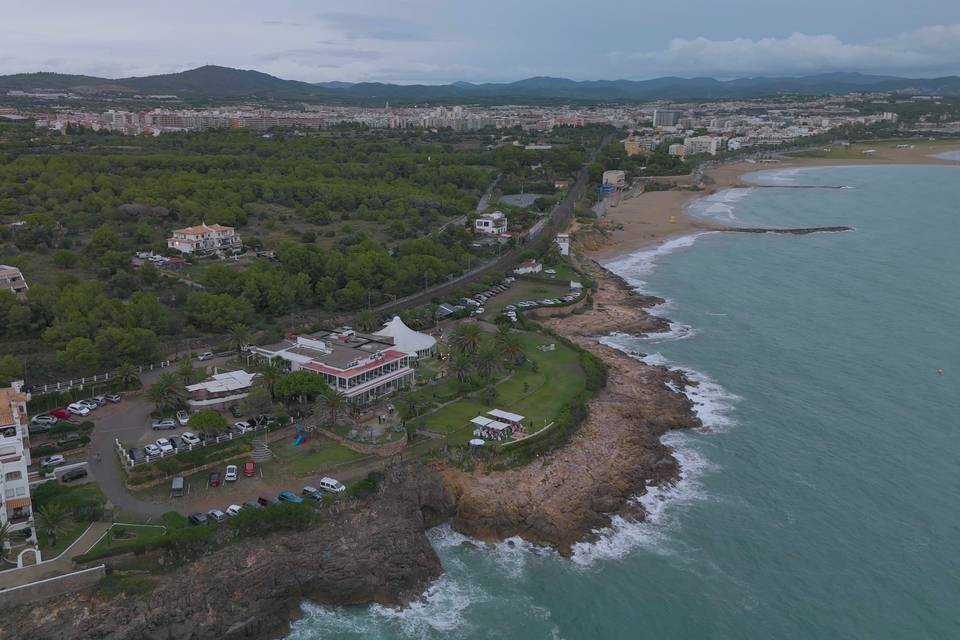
(474, 211), (508, 235)
(167, 223), (242, 255)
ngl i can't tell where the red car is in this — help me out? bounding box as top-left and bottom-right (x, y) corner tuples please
(48, 407), (71, 419)
(243, 460), (256, 478)
(208, 471), (221, 487)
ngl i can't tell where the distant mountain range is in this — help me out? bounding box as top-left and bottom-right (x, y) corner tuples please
(2, 65), (959, 104)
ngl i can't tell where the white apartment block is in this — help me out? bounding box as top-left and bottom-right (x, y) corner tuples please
(683, 136), (724, 156)
(167, 223), (242, 255)
(0, 381), (35, 544)
(474, 211), (508, 235)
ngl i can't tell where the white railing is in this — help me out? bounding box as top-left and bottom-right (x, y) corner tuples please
(115, 421), (275, 469)
(31, 361), (173, 396)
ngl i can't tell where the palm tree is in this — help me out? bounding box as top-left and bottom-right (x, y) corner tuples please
(354, 310), (377, 333)
(0, 521), (12, 563)
(146, 372), (183, 413)
(321, 388), (348, 425)
(496, 328), (526, 367)
(480, 385), (499, 406)
(474, 342), (503, 380)
(228, 323), (251, 359)
(115, 362), (141, 390)
(449, 323), (482, 356)
(255, 360), (286, 400)
(398, 395), (428, 421)
(36, 504), (71, 548)
(450, 351), (472, 384)
(177, 358), (196, 386)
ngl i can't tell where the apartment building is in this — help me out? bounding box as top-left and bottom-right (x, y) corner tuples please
(167, 223), (242, 255)
(0, 381), (34, 544)
(251, 328), (414, 407)
(684, 135), (724, 156)
(0, 265), (28, 298)
(653, 109), (682, 127)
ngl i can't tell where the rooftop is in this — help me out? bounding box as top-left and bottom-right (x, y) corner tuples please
(186, 370), (257, 394)
(171, 223), (234, 235)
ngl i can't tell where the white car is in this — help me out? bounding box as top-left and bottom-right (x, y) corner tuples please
(319, 477), (346, 494)
(176, 410), (190, 426)
(41, 454), (66, 467)
(78, 399), (99, 410)
(197, 352), (214, 361)
(67, 402), (91, 417)
(207, 509), (226, 523)
(181, 431), (201, 446)
(225, 504), (243, 517)
(233, 421), (252, 433)
(224, 464), (238, 482)
(155, 438), (174, 454)
(144, 443), (161, 456)
(31, 415), (58, 426)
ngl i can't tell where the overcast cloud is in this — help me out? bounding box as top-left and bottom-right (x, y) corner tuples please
(1, 1), (959, 82)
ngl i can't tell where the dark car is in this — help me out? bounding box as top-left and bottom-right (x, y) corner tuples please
(128, 447), (146, 462)
(61, 468), (88, 483)
(169, 436), (185, 450)
(229, 405), (242, 418)
(57, 433), (82, 446)
(208, 471), (221, 487)
(188, 512), (209, 526)
(243, 500), (261, 510)
(257, 495), (278, 506)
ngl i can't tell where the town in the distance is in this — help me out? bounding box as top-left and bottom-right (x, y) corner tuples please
(0, 63), (959, 638)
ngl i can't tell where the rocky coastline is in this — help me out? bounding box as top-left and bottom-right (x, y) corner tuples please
(443, 258), (702, 555)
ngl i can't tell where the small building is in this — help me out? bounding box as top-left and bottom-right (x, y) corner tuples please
(554, 179), (570, 190)
(185, 370), (257, 409)
(167, 223), (242, 255)
(514, 259), (543, 275)
(474, 211), (508, 235)
(555, 233), (570, 256)
(602, 170), (626, 188)
(374, 316), (437, 359)
(668, 144), (685, 157)
(0, 265), (28, 299)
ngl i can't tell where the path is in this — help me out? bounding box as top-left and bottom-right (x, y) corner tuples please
(0, 522), (111, 590)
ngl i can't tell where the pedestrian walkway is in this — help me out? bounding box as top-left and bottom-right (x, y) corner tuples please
(250, 438), (272, 462)
(0, 521), (111, 590)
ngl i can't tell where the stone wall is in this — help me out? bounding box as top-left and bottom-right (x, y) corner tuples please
(0, 565), (104, 607)
(525, 295), (589, 319)
(319, 428), (407, 457)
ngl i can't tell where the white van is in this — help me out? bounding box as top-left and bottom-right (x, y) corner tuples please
(319, 477), (346, 494)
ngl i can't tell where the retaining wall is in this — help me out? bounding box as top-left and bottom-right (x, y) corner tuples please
(0, 565), (105, 607)
(319, 428), (407, 456)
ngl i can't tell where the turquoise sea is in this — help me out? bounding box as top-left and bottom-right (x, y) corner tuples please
(288, 162), (960, 639)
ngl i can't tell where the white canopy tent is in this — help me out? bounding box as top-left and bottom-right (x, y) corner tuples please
(374, 316), (437, 359)
(488, 409), (525, 423)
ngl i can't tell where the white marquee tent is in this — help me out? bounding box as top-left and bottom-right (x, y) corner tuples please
(375, 316), (437, 359)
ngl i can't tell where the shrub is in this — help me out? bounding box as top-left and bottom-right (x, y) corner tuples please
(161, 511), (189, 529)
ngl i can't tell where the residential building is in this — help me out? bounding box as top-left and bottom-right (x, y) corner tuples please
(185, 370), (258, 409)
(602, 170), (626, 187)
(0, 381), (34, 544)
(684, 136), (724, 156)
(474, 211), (508, 235)
(0, 265), (28, 298)
(624, 136), (657, 156)
(555, 233), (570, 256)
(167, 223), (242, 255)
(514, 259), (543, 275)
(668, 144), (685, 157)
(653, 109), (682, 127)
(251, 328), (414, 407)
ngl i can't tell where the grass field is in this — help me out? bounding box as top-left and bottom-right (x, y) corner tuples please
(792, 138), (960, 161)
(413, 331), (584, 445)
(85, 524), (166, 558)
(34, 482), (107, 556)
(270, 434), (368, 476)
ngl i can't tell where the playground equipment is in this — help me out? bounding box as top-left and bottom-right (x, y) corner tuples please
(291, 423), (309, 447)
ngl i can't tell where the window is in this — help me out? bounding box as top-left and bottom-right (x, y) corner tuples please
(4, 471), (22, 482)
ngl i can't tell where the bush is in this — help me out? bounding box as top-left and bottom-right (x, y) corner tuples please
(347, 471), (383, 498)
(161, 511), (189, 529)
(228, 502), (316, 537)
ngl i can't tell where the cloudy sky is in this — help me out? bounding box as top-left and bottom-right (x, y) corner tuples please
(3, 0), (960, 83)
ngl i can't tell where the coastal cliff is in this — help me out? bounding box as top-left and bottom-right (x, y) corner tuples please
(444, 260), (702, 555)
(0, 464), (455, 640)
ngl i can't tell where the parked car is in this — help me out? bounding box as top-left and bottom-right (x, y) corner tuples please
(277, 491), (303, 504)
(188, 512), (208, 525)
(128, 447), (145, 462)
(198, 352), (214, 361)
(48, 407), (72, 419)
(181, 431), (201, 446)
(155, 438), (174, 454)
(144, 443), (161, 456)
(31, 415), (58, 426)
(170, 436), (185, 450)
(257, 495), (278, 506)
(28, 423), (52, 435)
(229, 406), (242, 418)
(61, 468), (87, 483)
(67, 403), (91, 417)
(243, 500), (261, 510)
(243, 460), (256, 477)
(232, 421), (252, 433)
(78, 399), (99, 410)
(176, 410), (190, 426)
(104, 394), (122, 403)
(302, 486), (323, 501)
(208, 471), (221, 487)
(319, 477), (347, 494)
(207, 509), (226, 523)
(225, 504), (243, 517)
(41, 454), (66, 467)
(151, 418), (176, 431)
(224, 464), (238, 482)
(92, 395), (108, 406)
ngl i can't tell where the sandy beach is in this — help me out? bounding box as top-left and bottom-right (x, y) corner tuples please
(585, 139), (960, 261)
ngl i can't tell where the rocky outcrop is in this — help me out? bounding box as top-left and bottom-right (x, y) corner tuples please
(444, 260), (702, 555)
(1, 464), (455, 640)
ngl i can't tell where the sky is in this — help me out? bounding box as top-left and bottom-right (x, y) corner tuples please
(3, 0), (960, 83)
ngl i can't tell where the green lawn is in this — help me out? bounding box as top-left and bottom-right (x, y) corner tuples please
(413, 331), (584, 444)
(85, 524), (166, 558)
(270, 434), (368, 476)
(33, 481), (108, 556)
(37, 521), (90, 557)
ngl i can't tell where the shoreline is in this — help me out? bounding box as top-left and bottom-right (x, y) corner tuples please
(586, 141), (960, 263)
